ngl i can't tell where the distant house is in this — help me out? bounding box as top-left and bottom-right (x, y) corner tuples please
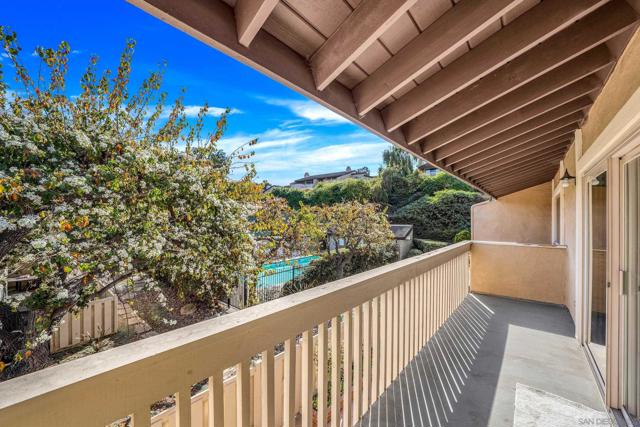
(289, 166), (371, 189)
(418, 163), (440, 176)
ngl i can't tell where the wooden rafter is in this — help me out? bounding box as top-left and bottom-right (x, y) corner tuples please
(472, 147), (569, 181)
(483, 167), (560, 189)
(380, 0), (609, 131)
(479, 168), (562, 193)
(461, 136), (572, 176)
(235, 0), (279, 47)
(442, 98), (591, 166)
(491, 175), (558, 196)
(451, 117), (583, 171)
(415, 46), (612, 147)
(487, 170), (559, 191)
(405, 0), (636, 144)
(425, 74), (602, 159)
(310, 0), (417, 91)
(473, 151), (568, 182)
(473, 149), (568, 183)
(353, 0), (518, 116)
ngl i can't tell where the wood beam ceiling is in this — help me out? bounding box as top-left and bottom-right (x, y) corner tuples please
(235, 0), (279, 47)
(428, 75), (602, 159)
(489, 168), (557, 197)
(478, 167), (562, 193)
(310, 0), (418, 91)
(380, 0), (609, 131)
(473, 149), (568, 183)
(461, 136), (572, 176)
(352, 0), (519, 116)
(472, 146), (569, 180)
(483, 167), (560, 190)
(405, 0), (636, 145)
(416, 46), (613, 148)
(451, 117), (583, 171)
(490, 175), (558, 196)
(442, 99), (591, 166)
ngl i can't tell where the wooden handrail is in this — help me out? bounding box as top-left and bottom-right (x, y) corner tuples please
(0, 241), (471, 427)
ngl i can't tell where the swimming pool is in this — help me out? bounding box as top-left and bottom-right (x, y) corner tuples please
(258, 255), (319, 288)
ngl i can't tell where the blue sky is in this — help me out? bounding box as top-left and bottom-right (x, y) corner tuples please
(1, 1), (392, 184)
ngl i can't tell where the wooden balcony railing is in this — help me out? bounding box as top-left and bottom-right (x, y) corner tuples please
(0, 241), (471, 427)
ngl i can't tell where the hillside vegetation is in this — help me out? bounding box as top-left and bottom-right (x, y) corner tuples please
(271, 162), (485, 242)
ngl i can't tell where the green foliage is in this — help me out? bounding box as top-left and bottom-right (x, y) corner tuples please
(413, 239), (448, 253)
(269, 187), (307, 209)
(270, 178), (379, 208)
(453, 229), (471, 243)
(407, 248), (423, 258)
(391, 190), (484, 242)
(280, 201), (396, 294)
(377, 169), (476, 212)
(282, 246), (397, 295)
(307, 179), (374, 206)
(381, 147), (415, 175)
(416, 172), (474, 197)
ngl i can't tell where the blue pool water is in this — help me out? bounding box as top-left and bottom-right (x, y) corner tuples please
(258, 255), (319, 288)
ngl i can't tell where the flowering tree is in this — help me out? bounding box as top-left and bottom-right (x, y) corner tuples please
(314, 202), (395, 279)
(252, 197), (322, 262)
(0, 29), (264, 377)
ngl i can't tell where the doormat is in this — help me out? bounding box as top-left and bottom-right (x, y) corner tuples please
(513, 383), (611, 427)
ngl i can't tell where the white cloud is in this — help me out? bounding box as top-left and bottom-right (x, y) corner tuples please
(224, 124), (389, 184)
(148, 104), (242, 119)
(263, 98), (349, 125)
(219, 128), (311, 154)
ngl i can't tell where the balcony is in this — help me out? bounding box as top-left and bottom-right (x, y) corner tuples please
(0, 241), (605, 427)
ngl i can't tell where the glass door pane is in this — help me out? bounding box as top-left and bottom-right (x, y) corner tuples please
(589, 171), (607, 378)
(625, 157), (640, 416)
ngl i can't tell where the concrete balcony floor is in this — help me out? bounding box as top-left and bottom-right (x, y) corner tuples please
(362, 294), (606, 427)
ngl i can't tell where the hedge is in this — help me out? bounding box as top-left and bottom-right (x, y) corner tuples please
(390, 189), (484, 242)
(413, 239), (448, 253)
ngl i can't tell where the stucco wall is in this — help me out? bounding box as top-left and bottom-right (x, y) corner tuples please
(471, 183), (551, 244)
(582, 29), (640, 153)
(471, 242), (567, 305)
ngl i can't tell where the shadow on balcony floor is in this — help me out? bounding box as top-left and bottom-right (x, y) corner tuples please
(361, 294), (605, 427)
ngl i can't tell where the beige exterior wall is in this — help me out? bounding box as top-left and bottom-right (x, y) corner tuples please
(470, 242), (567, 306)
(581, 29), (640, 154)
(471, 182), (551, 244)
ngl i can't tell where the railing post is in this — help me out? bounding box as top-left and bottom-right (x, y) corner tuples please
(261, 349), (275, 427)
(208, 370), (224, 427)
(284, 337), (296, 427)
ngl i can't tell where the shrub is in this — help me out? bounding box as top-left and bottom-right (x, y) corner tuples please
(270, 187), (307, 208)
(407, 248), (423, 258)
(453, 229), (471, 243)
(306, 178), (375, 206)
(390, 189), (484, 241)
(282, 246), (397, 295)
(413, 239), (448, 253)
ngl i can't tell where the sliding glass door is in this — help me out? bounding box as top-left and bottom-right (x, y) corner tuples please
(588, 171), (608, 380)
(624, 156), (640, 416)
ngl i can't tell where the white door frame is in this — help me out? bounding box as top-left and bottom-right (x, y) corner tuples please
(575, 86), (640, 408)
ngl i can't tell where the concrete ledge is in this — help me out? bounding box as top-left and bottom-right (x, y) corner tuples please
(472, 240), (567, 250)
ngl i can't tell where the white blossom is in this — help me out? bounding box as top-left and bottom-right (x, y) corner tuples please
(17, 215), (38, 229)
